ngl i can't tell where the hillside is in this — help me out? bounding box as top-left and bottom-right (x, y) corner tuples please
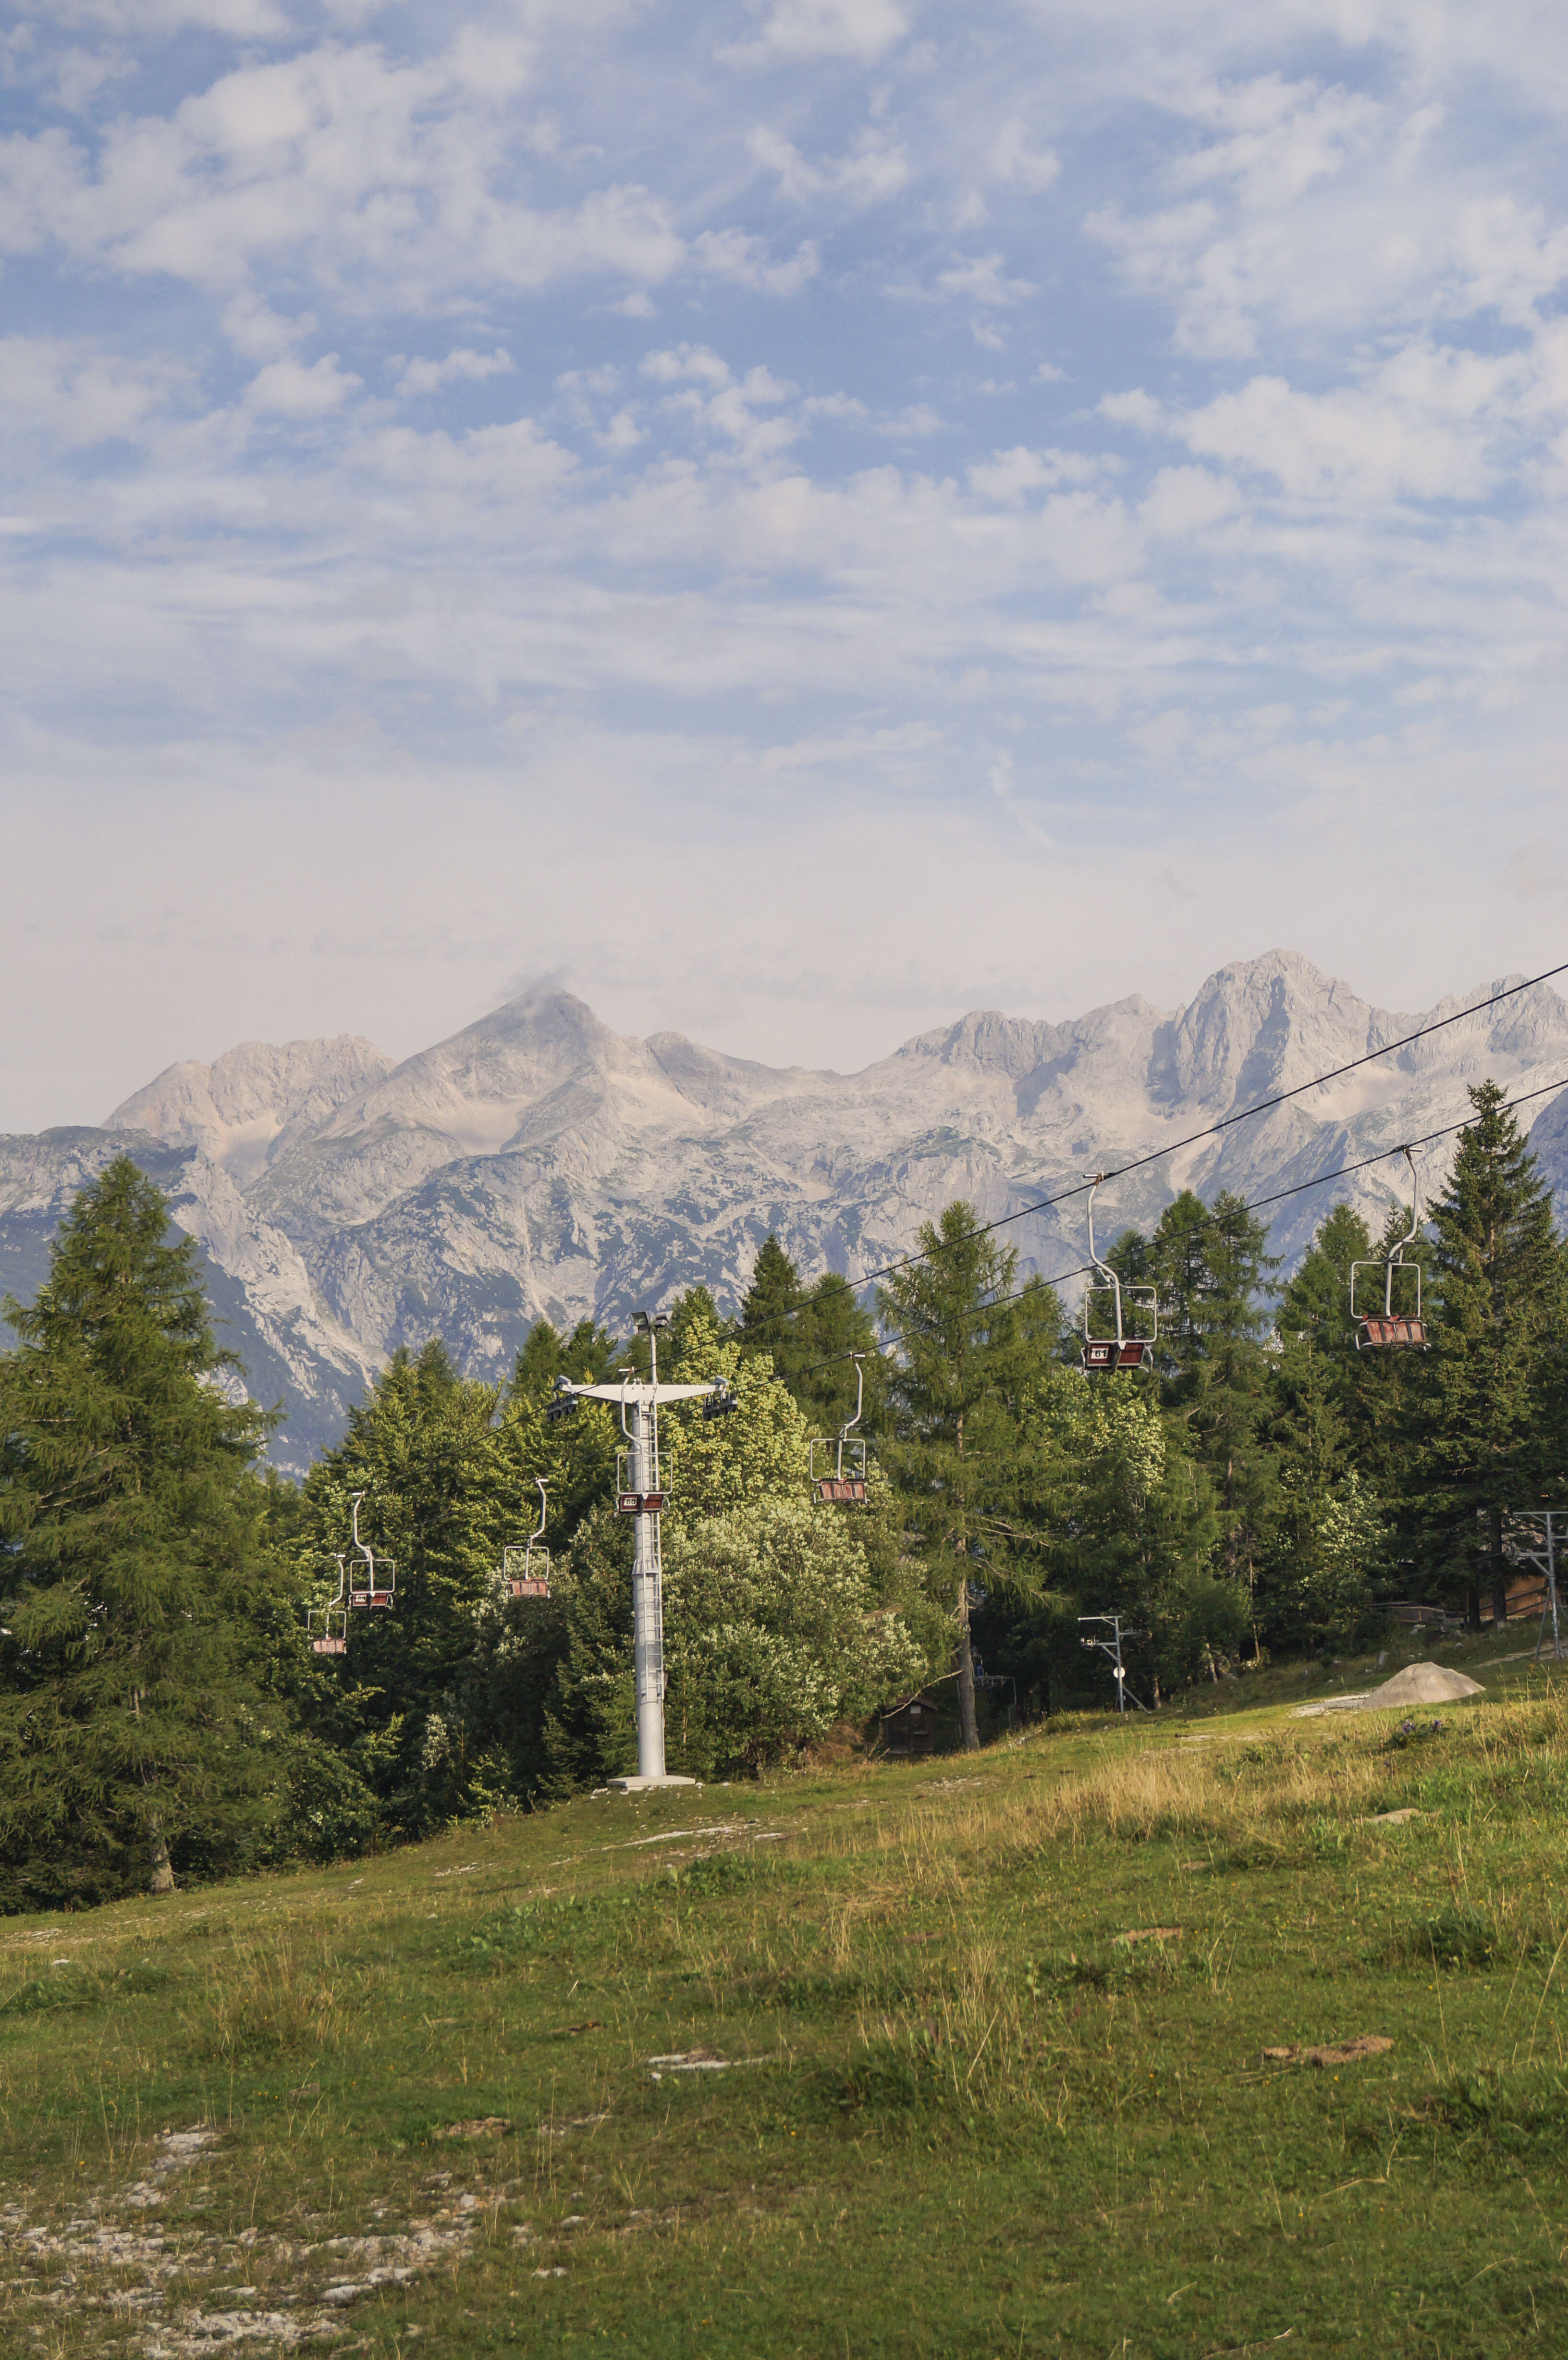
(2, 950), (1566, 1470)
(2, 1633), (1564, 2356)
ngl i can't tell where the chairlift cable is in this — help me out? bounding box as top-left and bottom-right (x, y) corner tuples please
(767, 1067), (1568, 1384)
(743, 957), (1568, 1335)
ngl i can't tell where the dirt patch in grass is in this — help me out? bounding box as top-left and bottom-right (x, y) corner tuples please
(1262, 2035), (1395, 2067)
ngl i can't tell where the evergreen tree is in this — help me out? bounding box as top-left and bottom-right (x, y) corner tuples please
(1268, 1203), (1369, 1502)
(737, 1236), (802, 1363)
(1051, 1377), (1226, 1699)
(1257, 1204), (1384, 1645)
(1413, 1082), (1568, 1627)
(294, 1343), (539, 1835)
(1146, 1190), (1280, 1640)
(513, 1315), (621, 1395)
(737, 1238), (884, 1435)
(877, 1203), (1062, 1750)
(0, 1159), (291, 1909)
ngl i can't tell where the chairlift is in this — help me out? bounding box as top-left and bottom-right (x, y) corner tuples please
(1350, 1146), (1428, 1350)
(345, 1490), (396, 1610)
(614, 1444), (665, 1515)
(810, 1352), (868, 1504)
(505, 1478), (551, 1598)
(1080, 1175), (1157, 1372)
(308, 1556), (348, 1656)
(545, 1376), (579, 1426)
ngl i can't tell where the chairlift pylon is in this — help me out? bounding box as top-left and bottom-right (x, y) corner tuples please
(810, 1352), (868, 1504)
(1080, 1175), (1157, 1372)
(1350, 1146), (1428, 1350)
(505, 1478), (551, 1598)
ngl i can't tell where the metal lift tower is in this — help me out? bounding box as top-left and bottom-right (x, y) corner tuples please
(550, 1314), (723, 1789)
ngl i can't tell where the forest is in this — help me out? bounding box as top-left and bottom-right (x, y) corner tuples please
(0, 1077), (1563, 1914)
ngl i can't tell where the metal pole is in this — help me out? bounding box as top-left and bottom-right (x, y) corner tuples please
(1539, 1512), (1564, 1665)
(630, 1398), (667, 1782)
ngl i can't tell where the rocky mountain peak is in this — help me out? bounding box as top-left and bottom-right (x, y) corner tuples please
(9, 946), (1564, 1473)
(106, 1034), (392, 1185)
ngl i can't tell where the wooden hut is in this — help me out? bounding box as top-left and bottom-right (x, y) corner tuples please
(880, 1694), (938, 1758)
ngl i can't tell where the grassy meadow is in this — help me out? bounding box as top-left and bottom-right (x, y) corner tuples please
(3, 1629), (1567, 2359)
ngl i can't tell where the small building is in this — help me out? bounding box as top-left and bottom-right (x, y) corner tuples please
(880, 1694), (939, 1758)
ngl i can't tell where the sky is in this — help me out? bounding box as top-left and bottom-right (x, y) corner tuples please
(3, 0), (1568, 1127)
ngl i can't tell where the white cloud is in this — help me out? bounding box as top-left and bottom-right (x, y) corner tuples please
(397, 347), (515, 397)
(968, 446), (1104, 500)
(747, 125), (909, 205)
(0, 336), (184, 446)
(871, 404), (944, 436)
(691, 226), (820, 294)
(12, 0), (1568, 1130)
(47, 45), (133, 112)
(1172, 356), (1513, 503)
(725, 0), (907, 67)
(933, 251), (1035, 306)
(38, 0), (289, 29)
(641, 345), (801, 467)
(246, 353), (362, 415)
(990, 119), (1059, 194)
(1138, 465), (1241, 536)
(0, 37), (685, 305)
(220, 295), (313, 361)
(1100, 388), (1164, 433)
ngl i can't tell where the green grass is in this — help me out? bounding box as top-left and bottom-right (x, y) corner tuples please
(3, 1649), (1568, 2357)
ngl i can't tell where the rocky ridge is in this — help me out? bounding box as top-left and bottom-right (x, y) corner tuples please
(2, 951), (1566, 1471)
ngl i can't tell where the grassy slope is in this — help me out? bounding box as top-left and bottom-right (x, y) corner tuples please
(2, 1631), (1566, 2359)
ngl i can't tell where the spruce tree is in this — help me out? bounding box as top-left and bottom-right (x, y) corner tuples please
(1152, 1190), (1279, 1639)
(737, 1236), (800, 1356)
(737, 1236), (884, 1434)
(1414, 1082), (1568, 1627)
(0, 1158), (287, 1908)
(513, 1315), (620, 1395)
(877, 1203), (1061, 1749)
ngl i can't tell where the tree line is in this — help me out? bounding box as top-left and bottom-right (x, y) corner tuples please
(1, 1080), (1563, 1909)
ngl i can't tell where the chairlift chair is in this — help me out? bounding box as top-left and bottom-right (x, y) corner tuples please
(506, 1478), (551, 1598)
(345, 1491), (396, 1610)
(1080, 1175), (1157, 1372)
(1350, 1146), (1428, 1350)
(810, 1353), (869, 1503)
(309, 1556), (349, 1656)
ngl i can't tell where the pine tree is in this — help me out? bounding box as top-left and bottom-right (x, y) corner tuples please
(1414, 1081), (1568, 1627)
(877, 1203), (1061, 1749)
(0, 1158), (289, 1909)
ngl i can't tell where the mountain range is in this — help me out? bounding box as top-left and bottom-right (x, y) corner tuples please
(3, 949), (1567, 1474)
